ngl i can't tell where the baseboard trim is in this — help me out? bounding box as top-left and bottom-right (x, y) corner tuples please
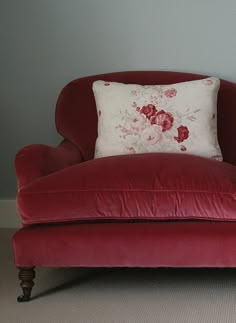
(0, 200), (21, 228)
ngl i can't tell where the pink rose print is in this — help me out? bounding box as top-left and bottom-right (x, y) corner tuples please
(132, 102), (141, 112)
(180, 145), (187, 151)
(129, 114), (146, 130)
(151, 110), (174, 132)
(140, 104), (157, 119)
(174, 126), (189, 143)
(164, 88), (177, 98)
(140, 125), (163, 145)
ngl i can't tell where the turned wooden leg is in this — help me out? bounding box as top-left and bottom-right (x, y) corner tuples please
(17, 267), (35, 302)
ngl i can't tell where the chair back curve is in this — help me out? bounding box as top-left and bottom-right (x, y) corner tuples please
(55, 71), (236, 165)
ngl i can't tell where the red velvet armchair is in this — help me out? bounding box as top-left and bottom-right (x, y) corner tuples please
(13, 71), (236, 302)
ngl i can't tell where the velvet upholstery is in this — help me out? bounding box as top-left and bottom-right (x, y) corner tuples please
(13, 222), (236, 268)
(17, 153), (236, 225)
(15, 139), (83, 189)
(13, 71), (236, 273)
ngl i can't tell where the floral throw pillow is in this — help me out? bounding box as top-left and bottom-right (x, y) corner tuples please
(93, 77), (222, 160)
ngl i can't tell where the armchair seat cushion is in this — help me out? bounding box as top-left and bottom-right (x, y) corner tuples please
(17, 153), (236, 225)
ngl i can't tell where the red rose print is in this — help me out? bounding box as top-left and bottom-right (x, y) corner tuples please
(98, 110), (101, 117)
(164, 88), (177, 98)
(140, 104), (157, 119)
(150, 110), (174, 132)
(104, 82), (110, 86)
(180, 145), (187, 151)
(174, 126), (189, 143)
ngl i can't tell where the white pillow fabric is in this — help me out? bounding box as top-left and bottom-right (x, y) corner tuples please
(93, 78), (222, 161)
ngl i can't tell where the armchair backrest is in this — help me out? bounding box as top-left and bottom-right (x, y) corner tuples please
(56, 71), (236, 165)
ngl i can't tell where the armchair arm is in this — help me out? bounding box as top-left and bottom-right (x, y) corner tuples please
(15, 139), (83, 189)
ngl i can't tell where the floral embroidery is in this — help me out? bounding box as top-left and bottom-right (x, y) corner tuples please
(174, 126), (189, 143)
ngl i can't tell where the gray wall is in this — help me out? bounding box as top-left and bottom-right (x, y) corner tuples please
(1, 0), (236, 198)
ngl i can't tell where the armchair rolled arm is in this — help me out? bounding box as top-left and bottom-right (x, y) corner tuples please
(15, 139), (83, 189)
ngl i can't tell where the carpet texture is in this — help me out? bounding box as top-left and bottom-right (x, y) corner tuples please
(1, 228), (236, 323)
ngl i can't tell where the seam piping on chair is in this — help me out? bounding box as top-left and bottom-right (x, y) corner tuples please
(18, 189), (236, 195)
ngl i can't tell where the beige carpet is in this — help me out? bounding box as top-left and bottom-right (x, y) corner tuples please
(1, 229), (236, 323)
